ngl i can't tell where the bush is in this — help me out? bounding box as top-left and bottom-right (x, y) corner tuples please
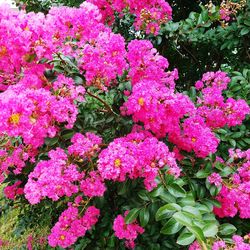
(0, 0), (250, 249)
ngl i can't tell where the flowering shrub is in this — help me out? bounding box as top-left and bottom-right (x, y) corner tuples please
(0, 1), (250, 250)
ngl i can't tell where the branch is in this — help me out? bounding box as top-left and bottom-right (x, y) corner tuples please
(86, 90), (119, 116)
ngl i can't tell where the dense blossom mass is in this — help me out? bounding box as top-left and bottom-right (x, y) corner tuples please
(87, 0), (172, 34)
(48, 205), (100, 248)
(214, 149), (250, 219)
(0, 1), (249, 250)
(113, 211), (145, 249)
(98, 130), (180, 190)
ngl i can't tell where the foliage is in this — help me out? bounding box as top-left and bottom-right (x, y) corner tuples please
(0, 1), (250, 250)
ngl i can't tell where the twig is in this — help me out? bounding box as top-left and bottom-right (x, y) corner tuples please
(86, 90), (119, 116)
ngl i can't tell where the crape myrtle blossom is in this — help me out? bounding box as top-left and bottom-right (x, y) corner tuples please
(98, 131), (180, 191)
(24, 132), (103, 204)
(87, 0), (172, 35)
(0, 81), (84, 149)
(113, 211), (144, 249)
(24, 148), (82, 204)
(214, 149), (250, 219)
(48, 205), (100, 248)
(189, 235), (250, 250)
(0, 3), (250, 250)
(122, 69), (249, 158)
(196, 71), (250, 129)
(4, 180), (24, 200)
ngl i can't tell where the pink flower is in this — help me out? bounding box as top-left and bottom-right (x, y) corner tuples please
(80, 171), (106, 197)
(98, 131), (180, 190)
(48, 205), (100, 248)
(113, 212), (144, 249)
(212, 240), (226, 250)
(4, 181), (24, 200)
(24, 148), (81, 204)
(208, 173), (222, 187)
(68, 132), (102, 158)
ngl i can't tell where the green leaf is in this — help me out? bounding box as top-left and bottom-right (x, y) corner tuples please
(160, 218), (183, 235)
(187, 226), (206, 243)
(173, 211), (193, 227)
(137, 190), (150, 201)
(177, 231), (195, 246)
(150, 185), (164, 197)
(155, 203), (181, 221)
(217, 129), (228, 134)
(182, 206), (202, 219)
(203, 222), (218, 237)
(125, 208), (140, 224)
(139, 208), (150, 227)
(230, 132), (242, 139)
(45, 137), (59, 146)
(208, 185), (222, 197)
(159, 190), (176, 203)
(61, 130), (74, 140)
(219, 223), (237, 235)
(196, 169), (210, 178)
(178, 194), (195, 207)
(240, 27), (250, 36)
(203, 199), (221, 209)
(220, 167), (234, 177)
(168, 184), (186, 198)
(229, 139), (236, 147)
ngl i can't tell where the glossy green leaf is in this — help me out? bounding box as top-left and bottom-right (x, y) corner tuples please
(177, 231), (195, 246)
(168, 184), (186, 198)
(160, 218), (183, 235)
(203, 222), (218, 237)
(155, 203), (181, 221)
(125, 208), (140, 224)
(219, 223), (237, 235)
(139, 208), (150, 227)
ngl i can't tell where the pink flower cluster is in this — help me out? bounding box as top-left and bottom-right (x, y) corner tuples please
(0, 81), (83, 149)
(79, 32), (127, 90)
(0, 2), (106, 89)
(4, 181), (24, 200)
(0, 144), (36, 183)
(98, 130), (180, 191)
(196, 71), (250, 129)
(214, 149), (250, 218)
(48, 205), (100, 248)
(0, 3), (127, 185)
(87, 0), (172, 35)
(208, 173), (223, 187)
(122, 69), (249, 158)
(122, 81), (218, 158)
(24, 132), (103, 204)
(126, 40), (177, 87)
(189, 235), (250, 250)
(68, 132), (102, 158)
(80, 171), (106, 197)
(113, 211), (144, 249)
(24, 148), (82, 204)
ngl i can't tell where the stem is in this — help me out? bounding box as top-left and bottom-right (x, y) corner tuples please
(86, 90), (119, 116)
(79, 198), (92, 216)
(158, 170), (168, 189)
(201, 241), (208, 250)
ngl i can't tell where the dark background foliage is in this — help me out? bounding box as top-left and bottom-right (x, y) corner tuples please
(1, 0), (249, 249)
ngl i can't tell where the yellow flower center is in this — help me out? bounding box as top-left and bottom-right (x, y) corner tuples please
(150, 26), (156, 34)
(60, 235), (65, 241)
(191, 137), (197, 143)
(114, 159), (121, 167)
(9, 113), (21, 125)
(0, 46), (7, 57)
(138, 97), (145, 106)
